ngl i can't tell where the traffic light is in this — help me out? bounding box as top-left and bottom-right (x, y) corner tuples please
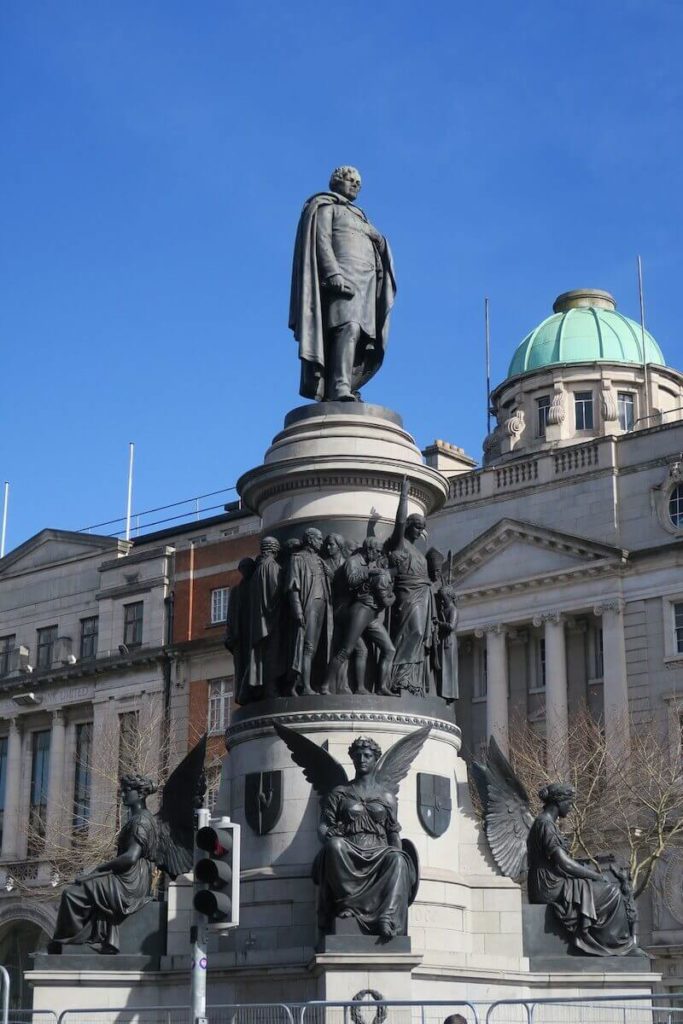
(193, 817), (241, 928)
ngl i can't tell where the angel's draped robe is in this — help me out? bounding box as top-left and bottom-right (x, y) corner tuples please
(313, 783), (415, 937)
(527, 812), (636, 956)
(52, 809), (158, 951)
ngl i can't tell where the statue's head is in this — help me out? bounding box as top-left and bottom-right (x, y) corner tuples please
(261, 535), (280, 557)
(323, 533), (345, 559)
(238, 556), (256, 580)
(120, 772), (158, 805)
(302, 527), (323, 553)
(426, 547), (444, 582)
(406, 513), (427, 543)
(348, 736), (382, 776)
(538, 782), (575, 817)
(329, 165), (361, 202)
(363, 536), (383, 562)
(283, 537), (302, 556)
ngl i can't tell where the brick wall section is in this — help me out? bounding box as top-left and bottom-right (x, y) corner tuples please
(173, 535), (259, 645)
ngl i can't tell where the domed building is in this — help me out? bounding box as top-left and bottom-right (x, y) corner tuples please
(428, 288), (683, 991)
(483, 289), (683, 463)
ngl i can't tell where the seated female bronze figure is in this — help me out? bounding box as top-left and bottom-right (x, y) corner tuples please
(275, 722), (429, 939)
(48, 739), (206, 954)
(472, 738), (637, 957)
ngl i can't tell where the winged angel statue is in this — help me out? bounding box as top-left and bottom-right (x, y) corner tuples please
(275, 722), (429, 939)
(472, 738), (637, 956)
(48, 735), (207, 954)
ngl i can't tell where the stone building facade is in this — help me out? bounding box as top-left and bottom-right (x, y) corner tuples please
(427, 288), (683, 987)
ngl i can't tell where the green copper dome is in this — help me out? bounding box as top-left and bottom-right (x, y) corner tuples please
(508, 289), (665, 378)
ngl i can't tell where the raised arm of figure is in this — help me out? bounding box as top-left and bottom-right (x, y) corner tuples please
(388, 476), (409, 551)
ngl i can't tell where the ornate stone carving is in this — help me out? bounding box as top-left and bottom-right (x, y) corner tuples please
(225, 707), (460, 748)
(593, 600), (624, 617)
(504, 408), (525, 438)
(547, 388), (566, 426)
(532, 611), (563, 627)
(600, 382), (618, 422)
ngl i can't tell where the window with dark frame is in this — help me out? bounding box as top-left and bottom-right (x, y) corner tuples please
(594, 625), (604, 677)
(536, 396), (551, 437)
(80, 617), (99, 660)
(669, 485), (683, 529)
(123, 602), (143, 647)
(674, 602), (683, 655)
(473, 645), (487, 699)
(0, 635), (15, 676)
(0, 735), (7, 850)
(36, 625), (58, 669)
(72, 722), (93, 835)
(28, 730), (51, 855)
(617, 392), (634, 431)
(574, 391), (594, 430)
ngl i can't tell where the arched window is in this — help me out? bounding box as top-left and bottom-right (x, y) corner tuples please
(669, 484), (683, 528)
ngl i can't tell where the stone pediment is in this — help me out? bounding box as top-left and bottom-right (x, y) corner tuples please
(0, 529), (126, 577)
(451, 519), (627, 597)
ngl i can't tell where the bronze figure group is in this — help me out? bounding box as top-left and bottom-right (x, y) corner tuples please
(225, 480), (458, 705)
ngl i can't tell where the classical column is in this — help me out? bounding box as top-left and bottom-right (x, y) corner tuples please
(46, 710), (66, 848)
(476, 624), (509, 754)
(594, 601), (629, 761)
(534, 612), (569, 777)
(1, 718), (23, 859)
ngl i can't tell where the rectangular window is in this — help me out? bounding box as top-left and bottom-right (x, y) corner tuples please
(618, 392), (635, 432)
(28, 730), (51, 855)
(594, 626), (604, 678)
(574, 391), (594, 430)
(0, 635), (15, 676)
(211, 588), (230, 625)
(73, 722), (93, 835)
(123, 602), (143, 648)
(208, 677), (233, 735)
(473, 646), (487, 700)
(36, 625), (58, 669)
(79, 617), (99, 660)
(536, 396), (551, 437)
(535, 637), (547, 690)
(0, 735), (7, 850)
(675, 603), (683, 655)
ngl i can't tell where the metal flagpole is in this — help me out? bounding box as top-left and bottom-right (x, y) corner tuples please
(125, 443), (135, 541)
(485, 297), (492, 435)
(637, 256), (651, 424)
(1, 482), (9, 558)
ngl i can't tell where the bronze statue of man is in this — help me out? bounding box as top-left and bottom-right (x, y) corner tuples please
(289, 166), (396, 402)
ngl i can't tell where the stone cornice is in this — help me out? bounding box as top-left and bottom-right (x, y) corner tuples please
(456, 559), (623, 603)
(226, 707), (460, 749)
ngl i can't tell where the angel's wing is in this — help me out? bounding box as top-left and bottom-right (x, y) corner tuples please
(373, 725), (430, 797)
(470, 736), (534, 880)
(274, 722), (348, 796)
(155, 734), (207, 879)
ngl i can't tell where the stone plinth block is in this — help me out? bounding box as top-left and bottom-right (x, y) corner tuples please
(237, 403), (449, 539)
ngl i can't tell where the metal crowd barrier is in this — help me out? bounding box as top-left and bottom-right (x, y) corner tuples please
(56, 1005), (295, 1024)
(485, 993), (683, 1024)
(299, 1000), (480, 1024)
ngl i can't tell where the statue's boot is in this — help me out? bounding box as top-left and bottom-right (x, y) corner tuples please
(298, 649), (315, 695)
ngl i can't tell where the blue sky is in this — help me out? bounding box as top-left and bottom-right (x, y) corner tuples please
(2, 1), (682, 549)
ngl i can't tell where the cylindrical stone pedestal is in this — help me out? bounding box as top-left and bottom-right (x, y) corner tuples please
(237, 402), (449, 542)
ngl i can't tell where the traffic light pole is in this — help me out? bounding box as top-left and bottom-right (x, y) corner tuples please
(190, 807), (210, 1024)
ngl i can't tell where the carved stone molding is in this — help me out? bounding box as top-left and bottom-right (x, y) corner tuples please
(593, 600), (624, 617)
(532, 611), (563, 627)
(504, 408), (525, 438)
(226, 708), (461, 748)
(600, 381), (618, 422)
(547, 388), (566, 426)
(474, 623), (506, 638)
